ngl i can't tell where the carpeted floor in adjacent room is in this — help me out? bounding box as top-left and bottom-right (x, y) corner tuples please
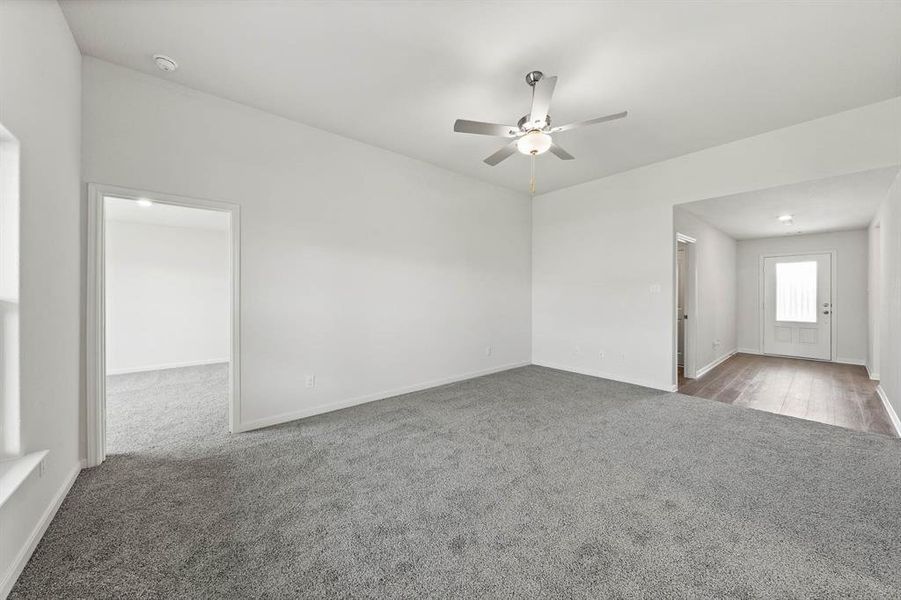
(10, 364), (901, 598)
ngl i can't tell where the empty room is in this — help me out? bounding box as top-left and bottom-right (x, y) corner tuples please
(1, 1), (899, 598)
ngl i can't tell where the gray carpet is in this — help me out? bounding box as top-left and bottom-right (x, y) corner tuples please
(11, 364), (901, 598)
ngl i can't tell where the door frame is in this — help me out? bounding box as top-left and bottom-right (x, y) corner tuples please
(86, 183), (241, 467)
(757, 250), (836, 361)
(674, 233), (698, 385)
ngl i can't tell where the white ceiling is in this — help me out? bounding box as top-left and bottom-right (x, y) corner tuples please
(105, 196), (229, 231)
(60, 1), (901, 193)
(677, 167), (899, 240)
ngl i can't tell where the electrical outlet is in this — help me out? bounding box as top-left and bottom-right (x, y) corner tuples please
(649, 284), (662, 294)
(485, 345), (492, 356)
(599, 351), (605, 359)
(305, 374), (316, 389)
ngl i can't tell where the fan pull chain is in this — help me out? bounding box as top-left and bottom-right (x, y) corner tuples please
(530, 152), (536, 195)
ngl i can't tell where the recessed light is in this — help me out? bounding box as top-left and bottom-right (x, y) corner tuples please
(136, 198), (153, 208)
(153, 54), (178, 72)
(778, 214), (793, 222)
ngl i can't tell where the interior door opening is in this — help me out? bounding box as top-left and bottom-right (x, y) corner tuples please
(87, 185), (241, 467)
(103, 196), (234, 456)
(675, 233), (697, 387)
(677, 241), (687, 367)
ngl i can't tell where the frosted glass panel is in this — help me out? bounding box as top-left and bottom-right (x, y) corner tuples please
(775, 261), (817, 323)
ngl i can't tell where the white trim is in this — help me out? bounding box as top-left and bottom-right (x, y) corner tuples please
(0, 460), (82, 598)
(673, 232), (698, 387)
(0, 450), (48, 508)
(758, 250), (837, 362)
(876, 385), (901, 437)
(736, 347), (762, 355)
(694, 350), (737, 379)
(86, 183), (241, 467)
(238, 362), (530, 432)
(107, 359), (229, 376)
(834, 357), (867, 366)
(866, 364), (880, 381)
(531, 361), (672, 393)
(736, 347), (867, 369)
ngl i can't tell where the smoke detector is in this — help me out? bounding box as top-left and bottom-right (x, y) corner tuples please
(153, 54), (178, 72)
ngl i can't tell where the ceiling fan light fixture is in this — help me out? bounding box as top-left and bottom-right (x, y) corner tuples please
(517, 131), (552, 156)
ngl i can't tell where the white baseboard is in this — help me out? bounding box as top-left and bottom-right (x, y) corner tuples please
(834, 357), (867, 366)
(107, 358), (229, 376)
(736, 348), (867, 369)
(237, 361), (531, 432)
(866, 364), (880, 381)
(695, 350), (737, 379)
(0, 459), (83, 598)
(876, 385), (901, 437)
(530, 361), (672, 392)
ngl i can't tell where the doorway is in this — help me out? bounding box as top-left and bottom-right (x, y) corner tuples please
(677, 242), (687, 367)
(675, 233), (697, 386)
(761, 252), (833, 360)
(86, 184), (241, 467)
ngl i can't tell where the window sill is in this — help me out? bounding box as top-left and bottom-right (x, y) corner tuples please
(0, 450), (48, 508)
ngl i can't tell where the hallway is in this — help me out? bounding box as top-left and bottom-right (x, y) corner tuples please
(679, 353), (896, 436)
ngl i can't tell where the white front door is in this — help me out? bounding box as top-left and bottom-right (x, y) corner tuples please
(763, 253), (832, 360)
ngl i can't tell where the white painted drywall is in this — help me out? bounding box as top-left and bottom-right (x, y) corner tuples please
(673, 208), (737, 373)
(82, 58), (532, 430)
(105, 219), (230, 374)
(871, 172), (901, 422)
(735, 230), (869, 364)
(0, 1), (82, 595)
(532, 97), (901, 390)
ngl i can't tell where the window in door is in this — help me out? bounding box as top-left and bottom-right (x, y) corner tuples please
(775, 261), (817, 323)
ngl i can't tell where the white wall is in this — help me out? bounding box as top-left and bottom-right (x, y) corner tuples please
(532, 97), (901, 391)
(0, 1), (82, 595)
(735, 230), (869, 364)
(871, 173), (901, 425)
(105, 219), (230, 374)
(673, 208), (737, 373)
(83, 58), (532, 430)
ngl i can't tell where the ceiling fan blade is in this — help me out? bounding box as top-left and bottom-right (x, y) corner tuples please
(454, 119), (519, 137)
(528, 75), (557, 127)
(550, 111), (628, 133)
(483, 141), (519, 166)
(549, 143), (575, 160)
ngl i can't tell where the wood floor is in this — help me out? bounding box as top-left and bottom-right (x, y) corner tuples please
(678, 353), (896, 436)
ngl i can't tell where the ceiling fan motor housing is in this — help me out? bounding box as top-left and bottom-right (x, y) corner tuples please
(518, 113), (550, 132)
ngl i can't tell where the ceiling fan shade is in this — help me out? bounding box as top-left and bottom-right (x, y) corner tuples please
(516, 131), (553, 156)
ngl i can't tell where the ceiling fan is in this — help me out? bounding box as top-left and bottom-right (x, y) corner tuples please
(453, 70), (627, 191)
